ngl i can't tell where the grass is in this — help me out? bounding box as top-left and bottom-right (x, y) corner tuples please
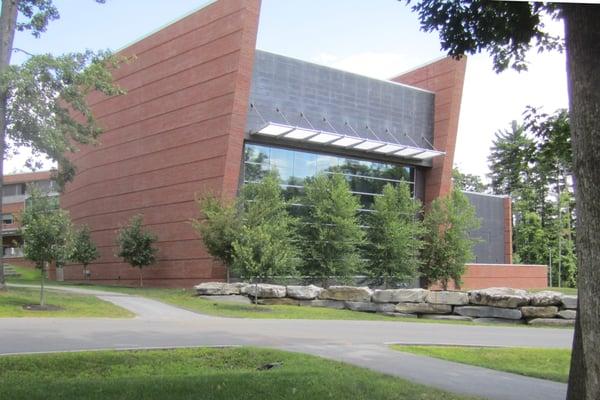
(0, 347), (481, 400)
(4, 265), (576, 325)
(4, 264), (40, 284)
(391, 345), (571, 383)
(531, 286), (578, 295)
(0, 286), (133, 318)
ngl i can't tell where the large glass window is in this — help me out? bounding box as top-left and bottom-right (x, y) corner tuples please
(243, 143), (415, 210)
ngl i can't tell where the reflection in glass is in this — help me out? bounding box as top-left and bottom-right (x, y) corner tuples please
(243, 143), (415, 209)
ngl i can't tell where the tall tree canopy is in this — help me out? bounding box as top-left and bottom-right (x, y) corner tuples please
(405, 1), (599, 398)
(452, 167), (486, 193)
(488, 109), (576, 286)
(0, 0), (122, 286)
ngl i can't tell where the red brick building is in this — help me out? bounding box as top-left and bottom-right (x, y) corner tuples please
(56, 0), (546, 288)
(2, 171), (57, 268)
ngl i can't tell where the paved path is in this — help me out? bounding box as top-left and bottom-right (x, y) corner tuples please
(2, 284), (572, 400)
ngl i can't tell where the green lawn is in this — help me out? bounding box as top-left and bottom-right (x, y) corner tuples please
(531, 287), (578, 295)
(0, 286), (133, 318)
(4, 265), (576, 324)
(4, 264), (40, 284)
(391, 345), (571, 383)
(0, 347), (481, 400)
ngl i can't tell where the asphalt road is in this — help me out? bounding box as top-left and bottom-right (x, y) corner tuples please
(1, 284), (573, 400)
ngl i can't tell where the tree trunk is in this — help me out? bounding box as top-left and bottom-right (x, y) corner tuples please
(0, 0), (19, 289)
(567, 299), (586, 399)
(564, 5), (600, 400)
(139, 268), (143, 288)
(40, 262), (46, 307)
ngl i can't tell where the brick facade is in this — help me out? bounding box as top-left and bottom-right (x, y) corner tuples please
(60, 0), (261, 287)
(392, 57), (467, 205)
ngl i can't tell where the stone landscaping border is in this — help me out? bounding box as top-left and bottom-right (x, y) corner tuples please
(194, 283), (576, 326)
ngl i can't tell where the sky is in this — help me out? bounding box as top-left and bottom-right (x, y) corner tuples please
(9, 0), (569, 180)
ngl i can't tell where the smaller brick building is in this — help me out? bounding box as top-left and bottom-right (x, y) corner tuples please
(2, 171), (58, 267)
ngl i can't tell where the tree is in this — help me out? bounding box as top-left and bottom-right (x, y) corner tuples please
(488, 109), (577, 280)
(20, 187), (71, 306)
(405, 2), (599, 397)
(70, 225), (99, 280)
(420, 189), (479, 289)
(364, 182), (423, 287)
(116, 215), (158, 288)
(231, 173), (298, 284)
(487, 121), (533, 197)
(299, 174), (364, 287)
(192, 196), (241, 280)
(0, 0), (123, 287)
(452, 167), (486, 193)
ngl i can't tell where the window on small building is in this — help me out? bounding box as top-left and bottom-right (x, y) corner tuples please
(2, 213), (14, 225)
(2, 184), (25, 197)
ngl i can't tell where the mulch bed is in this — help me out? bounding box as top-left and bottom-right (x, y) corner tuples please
(22, 304), (64, 311)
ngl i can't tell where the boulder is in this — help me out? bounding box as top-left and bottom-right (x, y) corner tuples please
(426, 291), (469, 305)
(468, 287), (530, 308)
(372, 288), (429, 303)
(420, 315), (473, 322)
(529, 291), (563, 306)
(561, 295), (578, 310)
(528, 318), (575, 327)
(520, 306), (558, 318)
(319, 286), (373, 302)
(199, 295), (252, 304)
(239, 284), (251, 295)
(194, 282), (240, 295)
(454, 306), (522, 320)
(395, 303), (452, 314)
(344, 301), (378, 313)
(307, 299), (346, 309)
(258, 298), (310, 306)
(381, 312), (418, 319)
(286, 285), (322, 300)
(558, 310), (577, 320)
(245, 284), (286, 298)
(374, 303), (397, 313)
(473, 318), (525, 325)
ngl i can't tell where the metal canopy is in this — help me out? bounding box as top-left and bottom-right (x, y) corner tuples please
(251, 122), (445, 162)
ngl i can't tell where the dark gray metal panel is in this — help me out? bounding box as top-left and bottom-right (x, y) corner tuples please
(246, 50), (435, 151)
(464, 192), (507, 264)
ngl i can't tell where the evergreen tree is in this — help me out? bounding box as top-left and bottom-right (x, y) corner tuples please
(421, 189), (480, 289)
(116, 215), (158, 288)
(70, 225), (99, 280)
(365, 183), (423, 287)
(488, 121), (534, 196)
(299, 174), (364, 287)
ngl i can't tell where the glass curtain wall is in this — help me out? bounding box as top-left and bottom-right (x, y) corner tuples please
(243, 143), (415, 210)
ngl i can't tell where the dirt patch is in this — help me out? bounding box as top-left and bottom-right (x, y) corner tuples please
(22, 304), (64, 312)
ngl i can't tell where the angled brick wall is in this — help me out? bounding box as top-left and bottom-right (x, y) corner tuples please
(392, 56), (467, 205)
(60, 0), (261, 287)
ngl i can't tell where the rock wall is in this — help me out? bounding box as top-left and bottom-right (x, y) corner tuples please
(194, 283), (576, 326)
